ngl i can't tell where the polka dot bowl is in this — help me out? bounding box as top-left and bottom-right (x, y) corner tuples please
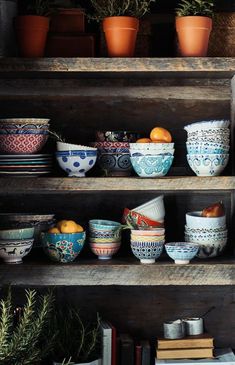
(56, 150), (97, 177)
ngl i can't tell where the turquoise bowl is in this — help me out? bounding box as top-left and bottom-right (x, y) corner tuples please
(89, 220), (122, 230)
(42, 232), (86, 263)
(0, 227), (34, 240)
(130, 155), (174, 177)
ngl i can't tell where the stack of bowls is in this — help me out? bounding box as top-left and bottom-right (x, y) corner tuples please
(130, 228), (165, 264)
(185, 120), (230, 176)
(91, 130), (141, 176)
(0, 227), (34, 264)
(129, 143), (175, 177)
(56, 141), (97, 177)
(184, 212), (227, 258)
(89, 219), (122, 260)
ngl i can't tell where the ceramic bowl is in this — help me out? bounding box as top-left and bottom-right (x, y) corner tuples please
(185, 127), (230, 139)
(0, 128), (49, 135)
(196, 239), (227, 259)
(89, 219), (122, 230)
(187, 154), (229, 176)
(0, 238), (34, 264)
(185, 225), (226, 233)
(184, 120), (230, 132)
(97, 152), (132, 176)
(131, 155), (174, 178)
(129, 143), (174, 151)
(186, 142), (230, 155)
(165, 242), (199, 264)
(133, 195), (165, 222)
(131, 234), (165, 243)
(185, 229), (227, 242)
(42, 231), (86, 263)
(57, 141), (97, 152)
(186, 212), (226, 230)
(0, 118), (50, 127)
(131, 228), (165, 236)
(91, 141), (129, 149)
(123, 208), (164, 229)
(56, 150), (97, 177)
(187, 135), (230, 144)
(130, 150), (175, 157)
(0, 227), (34, 240)
(131, 240), (164, 264)
(90, 242), (121, 260)
(95, 130), (141, 143)
(0, 133), (48, 154)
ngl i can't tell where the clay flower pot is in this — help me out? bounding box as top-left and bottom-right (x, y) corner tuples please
(103, 16), (139, 57)
(15, 15), (50, 57)
(176, 16), (212, 57)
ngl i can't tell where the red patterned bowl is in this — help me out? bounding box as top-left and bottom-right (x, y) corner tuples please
(89, 242), (121, 260)
(122, 208), (164, 229)
(0, 134), (48, 154)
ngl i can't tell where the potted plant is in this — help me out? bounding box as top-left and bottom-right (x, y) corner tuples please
(90, 0), (156, 57)
(50, 307), (101, 365)
(15, 0), (51, 57)
(0, 288), (54, 365)
(175, 0), (214, 57)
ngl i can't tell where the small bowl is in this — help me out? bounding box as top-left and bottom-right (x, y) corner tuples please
(95, 130), (141, 143)
(0, 128), (49, 135)
(0, 134), (48, 154)
(129, 143), (174, 151)
(185, 230), (227, 242)
(184, 120), (230, 133)
(57, 141), (97, 152)
(98, 152), (132, 176)
(186, 142), (229, 155)
(186, 154), (229, 176)
(42, 232), (86, 263)
(0, 118), (50, 126)
(196, 239), (227, 259)
(0, 238), (34, 264)
(0, 227), (34, 240)
(130, 150), (175, 157)
(133, 195), (165, 222)
(90, 242), (121, 260)
(131, 155), (174, 178)
(56, 150), (97, 177)
(186, 212), (226, 230)
(122, 208), (164, 229)
(131, 228), (165, 236)
(165, 242), (199, 264)
(91, 141), (129, 149)
(131, 240), (164, 264)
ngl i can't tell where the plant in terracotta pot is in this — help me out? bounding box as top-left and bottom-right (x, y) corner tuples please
(50, 308), (101, 365)
(175, 0), (214, 57)
(90, 0), (156, 57)
(15, 0), (52, 57)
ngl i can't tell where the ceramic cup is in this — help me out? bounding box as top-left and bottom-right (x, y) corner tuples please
(164, 319), (185, 339)
(183, 317), (204, 336)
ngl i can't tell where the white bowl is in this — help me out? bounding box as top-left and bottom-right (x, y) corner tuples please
(56, 151), (97, 177)
(196, 239), (227, 259)
(185, 230), (227, 242)
(0, 238), (33, 264)
(133, 195), (165, 221)
(186, 142), (230, 155)
(184, 120), (230, 133)
(130, 149), (174, 156)
(129, 143), (174, 150)
(57, 141), (97, 152)
(187, 154), (229, 176)
(186, 211), (226, 230)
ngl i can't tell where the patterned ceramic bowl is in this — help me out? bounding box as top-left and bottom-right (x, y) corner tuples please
(0, 118), (50, 127)
(90, 242), (121, 260)
(185, 230), (227, 242)
(196, 239), (227, 259)
(56, 150), (97, 177)
(187, 154), (229, 176)
(0, 238), (34, 264)
(184, 120), (230, 133)
(186, 212), (226, 230)
(97, 152), (132, 176)
(131, 228), (165, 236)
(131, 155), (174, 178)
(133, 195), (165, 222)
(165, 242), (199, 264)
(42, 231), (86, 263)
(186, 142), (230, 155)
(185, 127), (230, 140)
(131, 240), (164, 264)
(130, 150), (175, 157)
(0, 227), (34, 240)
(95, 130), (141, 143)
(122, 208), (164, 229)
(0, 133), (48, 154)
(129, 143), (174, 151)
(0, 128), (49, 135)
(57, 142), (97, 152)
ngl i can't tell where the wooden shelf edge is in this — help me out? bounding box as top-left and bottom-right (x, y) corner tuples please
(0, 176), (234, 193)
(0, 259), (234, 286)
(0, 58), (234, 77)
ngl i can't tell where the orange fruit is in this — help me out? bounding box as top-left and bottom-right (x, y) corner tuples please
(76, 224), (84, 233)
(57, 220), (67, 231)
(48, 227), (60, 234)
(150, 127), (172, 143)
(136, 138), (152, 143)
(60, 220), (79, 234)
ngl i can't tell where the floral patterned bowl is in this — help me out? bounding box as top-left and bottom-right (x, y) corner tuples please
(130, 155), (174, 178)
(42, 231), (86, 263)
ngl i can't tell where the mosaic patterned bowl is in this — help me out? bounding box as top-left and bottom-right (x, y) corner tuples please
(0, 133), (48, 154)
(42, 231), (86, 263)
(56, 150), (97, 177)
(130, 155), (174, 178)
(131, 240), (164, 264)
(165, 242), (199, 264)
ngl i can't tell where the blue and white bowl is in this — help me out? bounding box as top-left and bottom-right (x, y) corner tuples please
(0, 238), (34, 264)
(184, 120), (230, 132)
(196, 239), (227, 259)
(56, 150), (97, 177)
(187, 154), (229, 176)
(131, 240), (164, 264)
(165, 242), (199, 264)
(130, 155), (174, 178)
(186, 142), (229, 155)
(98, 152), (132, 176)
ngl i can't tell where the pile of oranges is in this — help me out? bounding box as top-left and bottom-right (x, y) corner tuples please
(136, 127), (172, 144)
(48, 220), (84, 234)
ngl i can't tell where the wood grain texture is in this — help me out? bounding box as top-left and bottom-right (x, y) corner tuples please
(0, 258), (234, 286)
(0, 177), (234, 193)
(0, 58), (234, 78)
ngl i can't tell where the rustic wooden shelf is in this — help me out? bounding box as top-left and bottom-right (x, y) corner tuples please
(0, 177), (234, 194)
(1, 258), (234, 286)
(0, 58), (235, 77)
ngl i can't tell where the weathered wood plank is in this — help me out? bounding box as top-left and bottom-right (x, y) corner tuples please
(0, 58), (234, 77)
(0, 177), (234, 193)
(0, 259), (234, 286)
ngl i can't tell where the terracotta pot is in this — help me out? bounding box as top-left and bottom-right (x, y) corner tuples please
(103, 16), (139, 57)
(176, 16), (212, 57)
(15, 15), (49, 57)
(50, 8), (85, 33)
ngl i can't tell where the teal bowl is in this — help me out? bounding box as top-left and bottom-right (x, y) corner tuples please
(42, 231), (86, 263)
(0, 227), (35, 240)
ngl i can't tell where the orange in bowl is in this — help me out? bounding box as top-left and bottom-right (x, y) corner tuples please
(150, 127), (172, 143)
